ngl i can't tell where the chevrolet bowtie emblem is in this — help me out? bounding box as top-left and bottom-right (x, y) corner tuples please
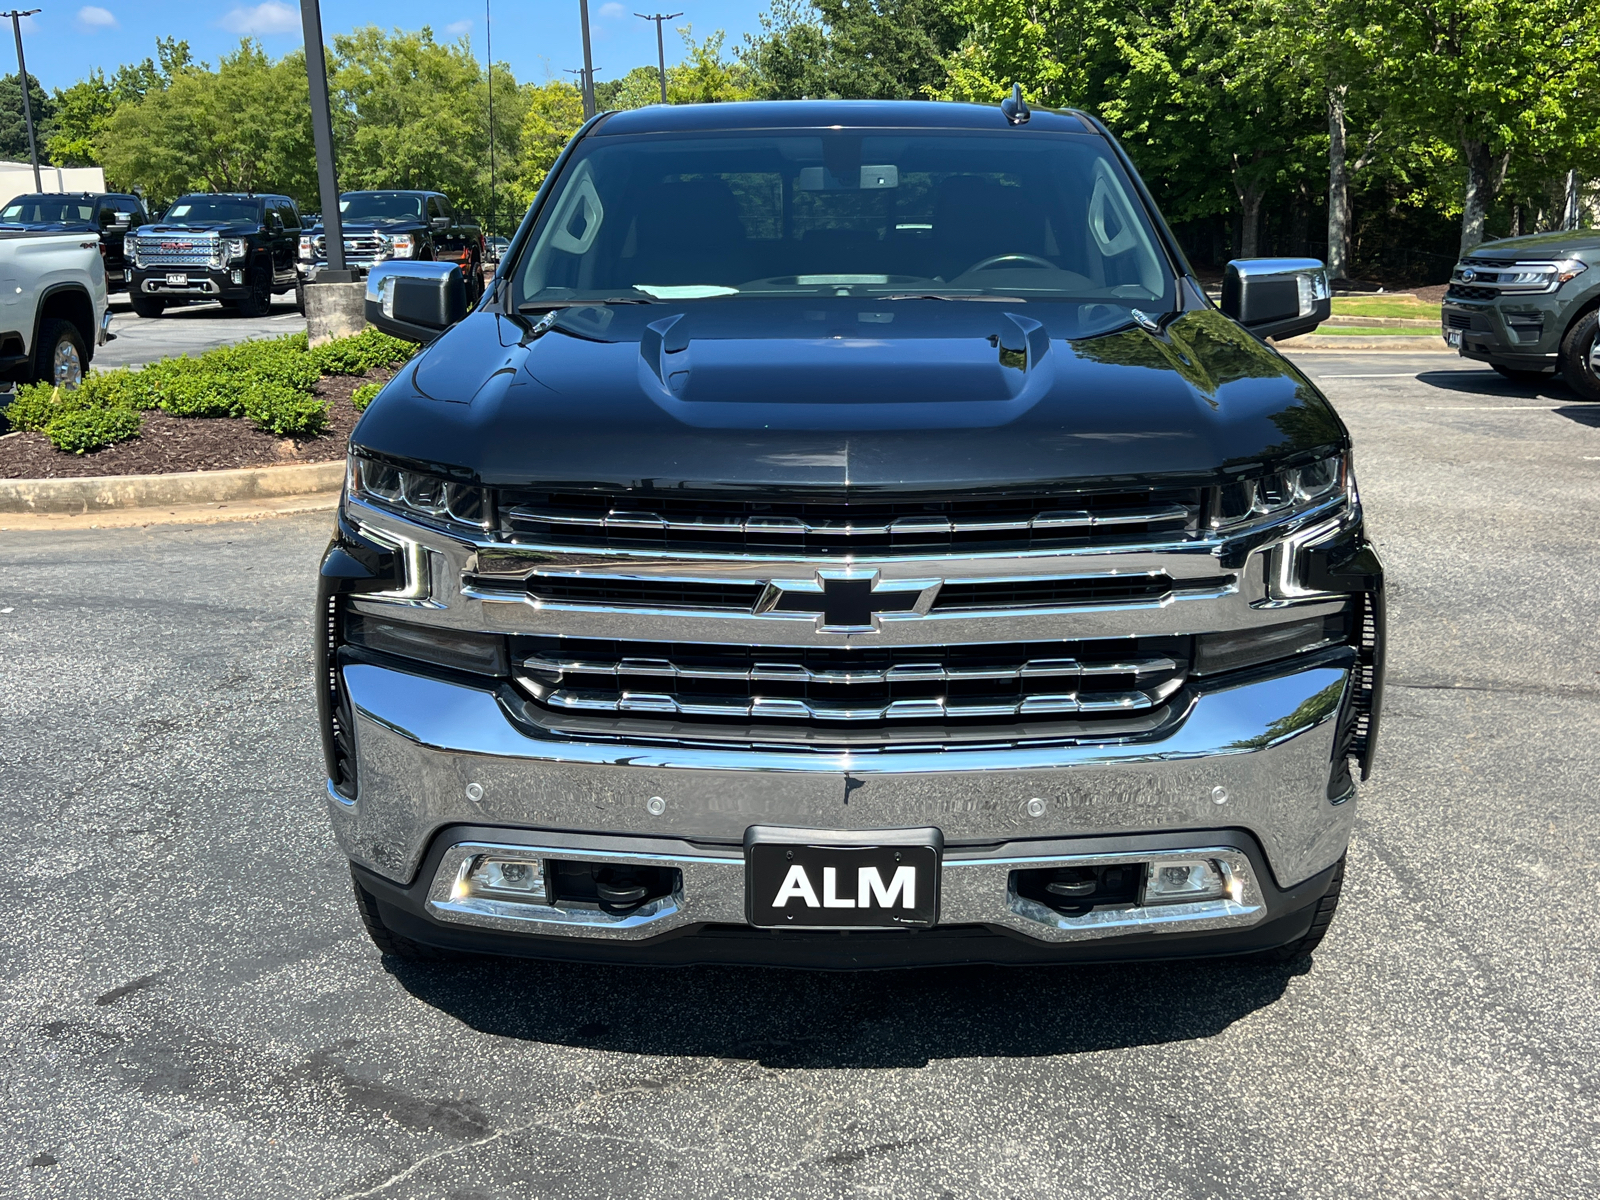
(756, 571), (940, 632)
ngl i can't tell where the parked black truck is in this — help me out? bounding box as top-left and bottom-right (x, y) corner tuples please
(126, 193), (302, 318)
(299, 190), (485, 305)
(0, 192), (149, 291)
(324, 99), (1382, 970)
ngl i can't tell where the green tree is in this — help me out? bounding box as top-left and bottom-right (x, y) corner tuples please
(744, 0), (966, 100)
(513, 80), (585, 206)
(0, 73), (54, 163)
(98, 41), (314, 207)
(1385, 0), (1600, 253)
(332, 27), (525, 229)
(667, 27), (755, 103)
(48, 39), (193, 170)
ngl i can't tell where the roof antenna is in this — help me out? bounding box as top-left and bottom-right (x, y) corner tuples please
(1001, 83), (1031, 126)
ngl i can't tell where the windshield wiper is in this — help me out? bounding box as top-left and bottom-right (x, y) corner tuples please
(517, 297), (655, 312)
(882, 293), (1027, 303)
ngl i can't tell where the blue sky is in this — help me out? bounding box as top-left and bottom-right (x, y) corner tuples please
(9, 1), (772, 93)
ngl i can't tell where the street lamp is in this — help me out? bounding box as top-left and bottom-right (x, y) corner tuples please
(577, 0), (596, 118)
(635, 12), (682, 106)
(297, 0), (346, 278)
(1, 9), (41, 190)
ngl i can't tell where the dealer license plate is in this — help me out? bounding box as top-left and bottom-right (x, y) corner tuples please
(166, 273), (189, 286)
(746, 827), (941, 929)
(1444, 329), (1462, 347)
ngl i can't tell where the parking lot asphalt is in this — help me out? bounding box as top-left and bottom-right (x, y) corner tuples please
(2, 349), (1598, 1198)
(95, 292), (306, 371)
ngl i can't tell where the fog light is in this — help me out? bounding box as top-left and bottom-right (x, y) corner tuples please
(453, 855), (548, 902)
(231, 269), (243, 285)
(1142, 859), (1228, 904)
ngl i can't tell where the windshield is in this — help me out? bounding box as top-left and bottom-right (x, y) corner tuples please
(163, 196), (261, 224)
(339, 192), (424, 222)
(514, 131), (1173, 313)
(1, 196), (94, 224)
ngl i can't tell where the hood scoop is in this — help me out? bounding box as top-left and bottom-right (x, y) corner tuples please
(637, 310), (1053, 431)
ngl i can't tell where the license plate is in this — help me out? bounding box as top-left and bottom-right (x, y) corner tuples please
(746, 827), (941, 929)
(1444, 329), (1462, 347)
(166, 273), (189, 286)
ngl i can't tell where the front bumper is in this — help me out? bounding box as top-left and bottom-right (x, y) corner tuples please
(328, 651), (1357, 963)
(131, 267), (252, 300)
(1441, 298), (1561, 366)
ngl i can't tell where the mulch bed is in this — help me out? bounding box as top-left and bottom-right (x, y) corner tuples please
(0, 370), (392, 479)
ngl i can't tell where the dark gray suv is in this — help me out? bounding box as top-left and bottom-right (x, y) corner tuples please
(1441, 229), (1600, 399)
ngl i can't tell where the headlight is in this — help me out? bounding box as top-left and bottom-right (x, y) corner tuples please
(347, 454), (491, 531)
(1216, 452), (1349, 531)
(226, 238), (247, 261)
(390, 234), (415, 259)
(298, 236), (313, 260)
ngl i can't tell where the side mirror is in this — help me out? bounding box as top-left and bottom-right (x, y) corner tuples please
(106, 212), (135, 231)
(365, 260), (467, 343)
(1221, 258), (1331, 342)
(430, 215), (451, 233)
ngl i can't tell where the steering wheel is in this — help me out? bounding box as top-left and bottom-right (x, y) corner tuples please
(964, 253), (1057, 273)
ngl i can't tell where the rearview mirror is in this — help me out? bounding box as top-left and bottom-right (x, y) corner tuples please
(365, 260), (467, 343)
(1221, 258), (1331, 342)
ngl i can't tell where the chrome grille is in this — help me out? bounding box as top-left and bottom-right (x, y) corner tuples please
(131, 234), (220, 269)
(314, 232), (391, 264)
(512, 635), (1189, 728)
(500, 488), (1206, 556)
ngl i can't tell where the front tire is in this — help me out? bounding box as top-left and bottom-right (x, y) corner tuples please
(1559, 310), (1600, 401)
(238, 268), (272, 318)
(129, 293), (166, 319)
(31, 318), (87, 388)
(1256, 854), (1345, 962)
(351, 867), (454, 961)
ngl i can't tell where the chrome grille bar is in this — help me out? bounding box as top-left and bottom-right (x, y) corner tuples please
(509, 504), (1192, 538)
(522, 652), (1179, 684)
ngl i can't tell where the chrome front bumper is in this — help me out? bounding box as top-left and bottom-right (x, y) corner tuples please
(328, 653), (1355, 945)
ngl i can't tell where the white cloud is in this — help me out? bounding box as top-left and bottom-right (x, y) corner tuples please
(599, 2), (626, 17)
(219, 1), (301, 35)
(444, 19), (473, 38)
(76, 6), (118, 30)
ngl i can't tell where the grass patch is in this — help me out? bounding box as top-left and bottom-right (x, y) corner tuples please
(1330, 295), (1440, 318)
(1304, 325), (1444, 337)
(2, 328), (418, 453)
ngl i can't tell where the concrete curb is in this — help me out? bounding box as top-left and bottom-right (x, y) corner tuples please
(0, 458), (345, 514)
(1276, 336), (1452, 352)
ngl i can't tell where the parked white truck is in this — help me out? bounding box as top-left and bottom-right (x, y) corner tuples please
(0, 228), (111, 389)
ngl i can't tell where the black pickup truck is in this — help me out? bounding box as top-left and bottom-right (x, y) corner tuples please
(325, 99), (1382, 971)
(0, 192), (149, 291)
(126, 193), (302, 318)
(299, 190), (485, 305)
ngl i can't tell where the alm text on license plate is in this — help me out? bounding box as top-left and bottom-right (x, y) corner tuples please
(166, 273), (189, 286)
(745, 827), (941, 930)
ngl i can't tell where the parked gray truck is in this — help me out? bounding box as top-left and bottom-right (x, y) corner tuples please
(1441, 229), (1600, 398)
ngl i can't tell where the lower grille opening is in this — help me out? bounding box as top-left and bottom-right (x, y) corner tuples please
(548, 860), (679, 915)
(1014, 863), (1143, 916)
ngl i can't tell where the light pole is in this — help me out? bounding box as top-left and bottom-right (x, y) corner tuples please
(578, 0), (596, 118)
(297, 0), (346, 278)
(485, 0), (495, 236)
(634, 12), (681, 106)
(2, 9), (41, 190)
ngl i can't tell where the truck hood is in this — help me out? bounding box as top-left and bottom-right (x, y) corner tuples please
(1468, 229), (1600, 259)
(308, 220), (425, 235)
(351, 299), (1346, 494)
(138, 220), (262, 235)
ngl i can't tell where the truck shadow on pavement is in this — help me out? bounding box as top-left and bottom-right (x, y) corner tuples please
(1414, 369), (1600, 426)
(385, 955), (1304, 1068)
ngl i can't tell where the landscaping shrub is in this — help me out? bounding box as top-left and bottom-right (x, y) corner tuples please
(312, 327), (417, 375)
(4, 374), (140, 433)
(240, 383), (329, 437)
(350, 381), (383, 411)
(46, 404), (143, 454)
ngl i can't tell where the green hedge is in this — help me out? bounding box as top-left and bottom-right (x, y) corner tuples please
(1, 327), (417, 453)
(351, 381), (383, 411)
